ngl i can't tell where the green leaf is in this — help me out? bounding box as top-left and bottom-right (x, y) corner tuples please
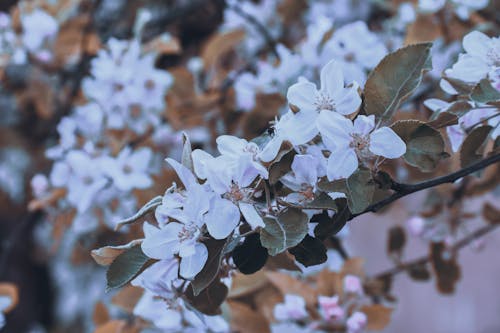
(232, 234), (268, 274)
(115, 195), (162, 230)
(268, 142), (295, 184)
(185, 280), (228, 315)
(106, 245), (152, 290)
(426, 111), (458, 129)
(471, 79), (500, 106)
(313, 199), (351, 240)
(391, 120), (449, 172)
(346, 168), (376, 214)
(364, 43), (432, 121)
(190, 238), (230, 296)
(282, 192), (338, 211)
(260, 208), (309, 256)
(460, 126), (492, 170)
(181, 132), (194, 172)
(289, 235), (327, 267)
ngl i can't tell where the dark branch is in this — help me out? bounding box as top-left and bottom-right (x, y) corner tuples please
(226, 2), (279, 59)
(373, 223), (499, 279)
(350, 153), (500, 220)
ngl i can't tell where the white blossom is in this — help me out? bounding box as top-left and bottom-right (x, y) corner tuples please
(317, 112), (406, 180)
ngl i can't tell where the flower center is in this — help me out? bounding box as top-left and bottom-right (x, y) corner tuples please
(177, 224), (198, 242)
(243, 143), (259, 159)
(228, 183), (244, 202)
(486, 44), (500, 67)
(299, 185), (315, 201)
(349, 133), (371, 158)
(315, 92), (336, 111)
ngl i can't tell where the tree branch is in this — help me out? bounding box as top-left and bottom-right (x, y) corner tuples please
(350, 153), (500, 220)
(373, 223), (499, 279)
(226, 2), (279, 59)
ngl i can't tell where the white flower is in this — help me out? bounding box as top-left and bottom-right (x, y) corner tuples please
(131, 257), (181, 298)
(418, 0), (446, 13)
(287, 59), (361, 116)
(281, 154), (322, 203)
(321, 21), (387, 86)
(424, 99), (499, 152)
(258, 111), (320, 163)
(100, 147), (153, 192)
(273, 294), (308, 321)
(58, 151), (108, 213)
(343, 275), (363, 295)
(317, 112), (406, 180)
(21, 9), (58, 52)
(0, 295), (12, 329)
(346, 311), (367, 333)
(192, 147), (264, 231)
(444, 31), (500, 87)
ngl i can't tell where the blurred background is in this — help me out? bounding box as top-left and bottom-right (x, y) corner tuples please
(0, 0), (499, 332)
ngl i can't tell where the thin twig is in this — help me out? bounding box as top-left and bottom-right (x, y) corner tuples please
(373, 223), (499, 279)
(350, 153), (500, 220)
(226, 2), (279, 59)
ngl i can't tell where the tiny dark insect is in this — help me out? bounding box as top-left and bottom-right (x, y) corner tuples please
(267, 126), (276, 137)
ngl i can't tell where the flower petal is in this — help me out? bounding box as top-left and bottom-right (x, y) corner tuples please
(141, 223), (183, 259)
(239, 202), (265, 229)
(320, 60), (344, 98)
(326, 149), (358, 180)
(353, 115), (375, 136)
(286, 81), (317, 112)
(179, 243), (208, 279)
(317, 111), (353, 151)
(369, 127), (406, 158)
(334, 86), (361, 115)
(205, 198), (240, 239)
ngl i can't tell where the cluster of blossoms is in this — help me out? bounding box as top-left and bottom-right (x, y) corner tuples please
(418, 0), (489, 20)
(31, 35), (178, 234)
(0, 6), (58, 66)
(0, 0), (498, 331)
(424, 31), (500, 152)
(139, 58), (406, 281)
(272, 275), (366, 333)
(234, 19), (390, 111)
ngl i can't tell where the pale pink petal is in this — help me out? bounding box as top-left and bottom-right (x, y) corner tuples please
(239, 202), (265, 229)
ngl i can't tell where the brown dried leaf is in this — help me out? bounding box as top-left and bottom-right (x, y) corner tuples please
(482, 203), (500, 225)
(360, 304), (393, 330)
(341, 257), (365, 278)
(111, 285), (144, 314)
(315, 269), (343, 297)
(227, 301), (271, 333)
(265, 271), (317, 306)
(202, 29), (245, 69)
(0, 282), (18, 313)
(228, 271), (269, 299)
(430, 242), (461, 294)
(93, 302), (110, 326)
(253, 285), (284, 322)
(94, 320), (126, 333)
(91, 240), (143, 266)
(405, 14), (442, 45)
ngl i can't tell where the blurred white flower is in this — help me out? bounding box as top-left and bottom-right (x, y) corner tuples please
(274, 294), (308, 321)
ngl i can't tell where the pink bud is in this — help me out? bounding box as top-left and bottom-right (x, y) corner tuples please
(318, 295), (344, 321)
(346, 311), (367, 333)
(406, 215), (425, 236)
(343, 275), (363, 295)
